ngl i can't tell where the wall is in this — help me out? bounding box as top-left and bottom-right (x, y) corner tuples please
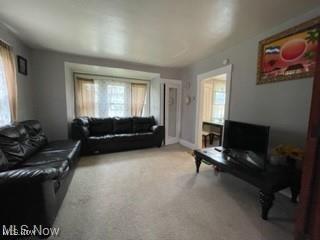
(31, 49), (182, 140)
(150, 76), (161, 123)
(0, 24), (35, 120)
(180, 8), (320, 148)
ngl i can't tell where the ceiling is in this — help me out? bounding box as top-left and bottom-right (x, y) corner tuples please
(0, 0), (318, 67)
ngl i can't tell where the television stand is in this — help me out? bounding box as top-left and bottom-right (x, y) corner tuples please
(194, 147), (300, 220)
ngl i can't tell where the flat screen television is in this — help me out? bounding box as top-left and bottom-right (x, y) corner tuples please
(223, 120), (270, 163)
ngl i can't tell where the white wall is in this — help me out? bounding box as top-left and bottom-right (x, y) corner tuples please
(31, 49), (183, 140)
(0, 24), (35, 121)
(180, 8), (320, 148)
(150, 76), (161, 123)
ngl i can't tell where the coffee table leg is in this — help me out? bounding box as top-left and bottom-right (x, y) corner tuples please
(195, 156), (202, 173)
(259, 191), (274, 220)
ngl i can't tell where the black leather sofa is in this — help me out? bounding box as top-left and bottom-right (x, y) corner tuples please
(71, 116), (164, 155)
(0, 120), (81, 237)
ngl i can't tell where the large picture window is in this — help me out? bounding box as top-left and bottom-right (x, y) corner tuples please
(75, 75), (149, 118)
(0, 41), (17, 126)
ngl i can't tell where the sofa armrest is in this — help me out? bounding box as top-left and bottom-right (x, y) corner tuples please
(151, 125), (164, 133)
(151, 125), (165, 147)
(0, 161), (69, 185)
(71, 118), (90, 141)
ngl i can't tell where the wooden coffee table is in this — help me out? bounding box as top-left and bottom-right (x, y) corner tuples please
(194, 147), (300, 220)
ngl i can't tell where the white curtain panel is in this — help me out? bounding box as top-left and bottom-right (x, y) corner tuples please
(0, 42), (17, 124)
(75, 78), (96, 117)
(131, 83), (147, 117)
(202, 82), (213, 122)
(0, 57), (11, 126)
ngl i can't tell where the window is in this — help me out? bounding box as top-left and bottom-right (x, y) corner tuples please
(0, 58), (11, 126)
(202, 79), (226, 124)
(0, 41), (17, 126)
(75, 75), (149, 118)
(212, 91), (225, 123)
(97, 81), (131, 117)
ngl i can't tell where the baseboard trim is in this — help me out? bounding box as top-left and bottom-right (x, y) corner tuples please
(179, 139), (197, 150)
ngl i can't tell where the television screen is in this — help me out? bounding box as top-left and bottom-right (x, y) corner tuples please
(223, 120), (270, 157)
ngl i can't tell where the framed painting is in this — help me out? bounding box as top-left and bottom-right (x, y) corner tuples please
(257, 17), (320, 85)
(17, 55), (28, 75)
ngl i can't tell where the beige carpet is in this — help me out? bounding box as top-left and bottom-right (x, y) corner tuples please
(51, 144), (295, 240)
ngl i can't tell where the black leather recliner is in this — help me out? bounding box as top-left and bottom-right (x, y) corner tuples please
(71, 116), (164, 155)
(0, 120), (81, 237)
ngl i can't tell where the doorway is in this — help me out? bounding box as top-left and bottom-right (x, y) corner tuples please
(195, 65), (232, 148)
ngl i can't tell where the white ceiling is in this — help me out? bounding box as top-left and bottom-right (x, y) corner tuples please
(0, 0), (318, 67)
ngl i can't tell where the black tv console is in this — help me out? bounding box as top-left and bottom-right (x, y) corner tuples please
(194, 147), (301, 220)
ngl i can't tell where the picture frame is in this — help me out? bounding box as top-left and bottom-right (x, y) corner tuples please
(257, 16), (320, 85)
(17, 55), (28, 75)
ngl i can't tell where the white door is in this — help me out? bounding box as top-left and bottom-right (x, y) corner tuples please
(165, 82), (181, 145)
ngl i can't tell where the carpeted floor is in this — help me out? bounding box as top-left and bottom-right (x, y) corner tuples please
(51, 144), (295, 240)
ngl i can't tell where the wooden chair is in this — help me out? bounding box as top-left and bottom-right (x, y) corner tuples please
(211, 130), (222, 146)
(202, 131), (211, 148)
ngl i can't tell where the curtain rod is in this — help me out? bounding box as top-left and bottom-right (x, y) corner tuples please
(73, 72), (151, 82)
(0, 39), (11, 48)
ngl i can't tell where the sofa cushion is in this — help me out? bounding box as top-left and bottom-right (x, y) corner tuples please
(132, 116), (156, 133)
(20, 120), (47, 149)
(0, 160), (69, 184)
(0, 125), (36, 167)
(41, 140), (81, 152)
(89, 118), (113, 135)
(29, 140), (81, 167)
(0, 149), (8, 172)
(113, 117), (132, 134)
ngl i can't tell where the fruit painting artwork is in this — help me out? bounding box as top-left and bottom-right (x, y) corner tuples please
(257, 17), (320, 84)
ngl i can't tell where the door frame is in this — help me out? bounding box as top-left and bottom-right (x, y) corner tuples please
(294, 30), (320, 240)
(161, 79), (182, 145)
(195, 64), (233, 148)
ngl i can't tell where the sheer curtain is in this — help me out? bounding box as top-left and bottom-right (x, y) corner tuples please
(95, 80), (131, 117)
(75, 76), (148, 118)
(75, 78), (96, 117)
(131, 83), (147, 117)
(202, 82), (213, 122)
(0, 41), (17, 123)
(212, 80), (226, 123)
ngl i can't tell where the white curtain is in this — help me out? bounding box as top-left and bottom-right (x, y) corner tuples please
(0, 41), (17, 125)
(212, 80), (226, 123)
(0, 56), (11, 126)
(202, 82), (213, 122)
(75, 78), (96, 117)
(131, 83), (147, 117)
